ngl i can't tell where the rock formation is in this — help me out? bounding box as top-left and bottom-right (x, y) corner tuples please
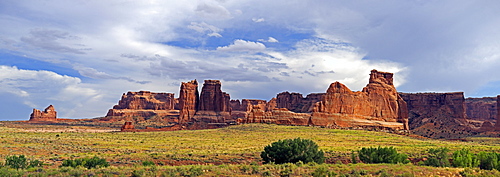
(193, 80), (231, 123)
(178, 80), (199, 123)
(495, 95), (500, 131)
(30, 105), (57, 121)
(244, 70), (409, 132)
(121, 121), (135, 131)
(276, 92), (324, 113)
(105, 91), (179, 122)
(112, 91), (175, 110)
(465, 97), (497, 122)
(399, 92), (472, 138)
(311, 70), (409, 130)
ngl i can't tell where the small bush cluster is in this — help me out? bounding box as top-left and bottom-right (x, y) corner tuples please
(422, 148), (500, 171)
(2, 155), (43, 169)
(357, 146), (409, 164)
(261, 138), (325, 164)
(60, 156), (109, 169)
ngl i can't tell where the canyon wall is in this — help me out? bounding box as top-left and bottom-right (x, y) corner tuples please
(399, 92), (473, 138)
(465, 97), (497, 122)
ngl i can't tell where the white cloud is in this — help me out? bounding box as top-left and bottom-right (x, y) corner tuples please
(187, 22), (222, 37)
(195, 2), (231, 19)
(252, 17), (265, 22)
(0, 65), (108, 118)
(259, 37), (279, 43)
(216, 39), (266, 52)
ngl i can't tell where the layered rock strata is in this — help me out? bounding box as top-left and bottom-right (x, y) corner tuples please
(399, 92), (472, 138)
(244, 70), (409, 131)
(105, 91), (179, 122)
(30, 105), (57, 121)
(465, 97), (497, 122)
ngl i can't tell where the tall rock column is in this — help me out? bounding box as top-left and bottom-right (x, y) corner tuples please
(178, 80), (199, 123)
(194, 80), (231, 123)
(198, 80), (230, 112)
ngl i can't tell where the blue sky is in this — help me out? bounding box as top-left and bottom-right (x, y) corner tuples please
(1, 0), (500, 120)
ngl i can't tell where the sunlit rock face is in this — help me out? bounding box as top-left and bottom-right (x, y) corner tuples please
(30, 105), (57, 121)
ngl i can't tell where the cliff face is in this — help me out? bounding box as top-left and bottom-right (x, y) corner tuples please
(30, 105), (57, 121)
(465, 97), (497, 122)
(178, 80), (199, 123)
(399, 92), (473, 138)
(105, 91), (179, 122)
(244, 70), (409, 132)
(111, 91), (175, 110)
(192, 80), (231, 123)
(276, 92), (324, 113)
(311, 70), (409, 131)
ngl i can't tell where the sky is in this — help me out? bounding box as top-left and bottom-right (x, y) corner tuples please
(1, 0), (500, 120)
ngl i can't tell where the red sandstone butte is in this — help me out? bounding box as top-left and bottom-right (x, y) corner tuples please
(244, 70), (409, 132)
(465, 97), (497, 122)
(178, 80), (199, 123)
(30, 105), (57, 121)
(105, 91), (179, 121)
(495, 95), (500, 131)
(193, 80), (231, 123)
(311, 70), (409, 130)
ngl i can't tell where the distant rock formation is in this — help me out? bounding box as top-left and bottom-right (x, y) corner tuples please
(193, 80), (231, 123)
(311, 70), (409, 131)
(276, 92), (324, 113)
(30, 105), (57, 121)
(495, 95), (500, 131)
(178, 80), (199, 123)
(244, 70), (409, 132)
(105, 91), (179, 122)
(399, 92), (473, 138)
(465, 97), (497, 122)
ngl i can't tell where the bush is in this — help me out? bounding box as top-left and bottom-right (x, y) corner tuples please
(4, 155), (43, 169)
(477, 152), (500, 170)
(261, 138), (325, 164)
(423, 147), (450, 167)
(142, 160), (155, 166)
(452, 149), (479, 168)
(60, 156), (109, 169)
(357, 146), (409, 164)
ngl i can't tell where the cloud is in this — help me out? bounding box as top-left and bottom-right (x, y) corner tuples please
(252, 18), (265, 22)
(258, 37), (279, 43)
(195, 2), (231, 19)
(0, 65), (107, 119)
(73, 65), (151, 84)
(20, 28), (89, 54)
(187, 22), (222, 37)
(216, 39), (266, 52)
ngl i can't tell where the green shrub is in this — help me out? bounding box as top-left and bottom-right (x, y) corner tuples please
(423, 147), (450, 167)
(357, 146), (409, 164)
(4, 155), (43, 169)
(261, 138), (325, 164)
(477, 151), (500, 170)
(60, 156), (109, 169)
(142, 160), (155, 166)
(452, 148), (479, 168)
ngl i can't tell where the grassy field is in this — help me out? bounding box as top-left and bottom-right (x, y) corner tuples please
(1, 122), (500, 176)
